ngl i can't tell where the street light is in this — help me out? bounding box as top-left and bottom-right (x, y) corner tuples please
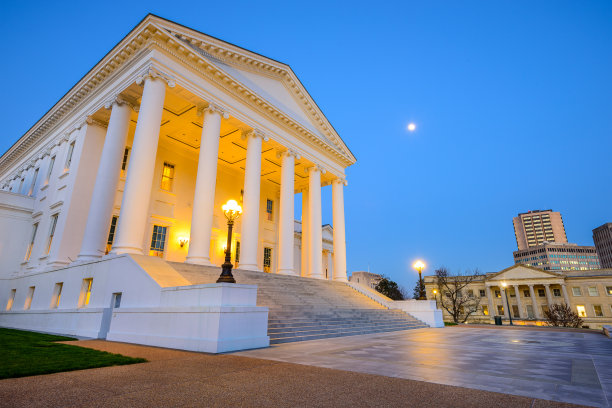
(413, 260), (426, 300)
(501, 281), (514, 326)
(216, 199), (242, 283)
(432, 289), (438, 308)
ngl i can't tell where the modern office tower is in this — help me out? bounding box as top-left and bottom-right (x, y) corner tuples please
(593, 223), (612, 268)
(513, 242), (600, 271)
(513, 210), (568, 250)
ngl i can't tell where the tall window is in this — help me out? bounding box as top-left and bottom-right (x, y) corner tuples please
(24, 286), (35, 310)
(45, 156), (56, 184)
(105, 216), (118, 254)
(576, 305), (587, 317)
(235, 241), (240, 265)
(263, 247), (272, 273)
(553, 288), (561, 297)
(79, 278), (93, 307)
(482, 305), (489, 316)
(588, 286), (599, 296)
(64, 141), (75, 170)
(497, 305), (504, 316)
(161, 162), (175, 191)
(6, 289), (16, 311)
(24, 223), (38, 261)
(28, 168), (39, 196)
(50, 282), (63, 309)
(572, 287), (582, 296)
(149, 225), (168, 257)
(266, 199), (273, 221)
(594, 305), (604, 317)
(120, 148), (130, 177)
(46, 214), (58, 255)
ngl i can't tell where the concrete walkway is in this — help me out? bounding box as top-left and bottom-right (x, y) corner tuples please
(235, 326), (612, 407)
(0, 337), (581, 408)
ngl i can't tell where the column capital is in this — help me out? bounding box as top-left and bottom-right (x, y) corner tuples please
(543, 283), (550, 287)
(332, 177), (348, 186)
(136, 65), (176, 88)
(242, 128), (269, 142)
(197, 102), (229, 119)
(85, 116), (108, 129)
(104, 94), (139, 111)
(527, 283), (535, 287)
(306, 164), (326, 175)
(276, 148), (300, 160)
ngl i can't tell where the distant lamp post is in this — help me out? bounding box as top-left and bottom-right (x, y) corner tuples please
(432, 289), (438, 308)
(413, 260), (426, 300)
(216, 199), (242, 283)
(501, 281), (514, 326)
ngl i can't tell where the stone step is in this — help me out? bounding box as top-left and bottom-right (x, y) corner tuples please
(269, 323), (426, 339)
(268, 322), (425, 335)
(270, 325), (427, 344)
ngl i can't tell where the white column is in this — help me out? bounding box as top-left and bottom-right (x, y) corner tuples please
(239, 130), (265, 271)
(513, 284), (524, 319)
(485, 286), (495, 320)
(277, 150), (297, 275)
(561, 283), (570, 305)
(332, 178), (348, 282)
(77, 97), (132, 260)
(301, 189), (310, 277)
(186, 104), (225, 265)
(308, 166), (323, 279)
(529, 284), (541, 319)
(544, 283), (554, 305)
(112, 74), (168, 254)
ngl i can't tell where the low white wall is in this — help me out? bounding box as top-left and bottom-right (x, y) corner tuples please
(390, 300), (444, 328)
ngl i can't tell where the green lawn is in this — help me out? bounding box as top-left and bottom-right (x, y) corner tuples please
(0, 328), (146, 379)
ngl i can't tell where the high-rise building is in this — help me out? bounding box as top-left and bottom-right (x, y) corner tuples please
(593, 223), (612, 268)
(513, 242), (600, 271)
(513, 210), (567, 250)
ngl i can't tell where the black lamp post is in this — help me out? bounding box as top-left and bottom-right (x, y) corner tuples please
(502, 282), (514, 326)
(413, 261), (426, 300)
(216, 199), (242, 284)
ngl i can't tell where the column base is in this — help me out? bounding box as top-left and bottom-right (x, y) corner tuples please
(76, 253), (103, 262)
(277, 268), (297, 276)
(185, 257), (213, 266)
(333, 276), (348, 282)
(237, 263), (262, 272)
(309, 273), (325, 280)
(111, 246), (144, 255)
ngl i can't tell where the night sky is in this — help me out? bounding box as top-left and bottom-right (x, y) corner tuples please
(1, 1), (610, 292)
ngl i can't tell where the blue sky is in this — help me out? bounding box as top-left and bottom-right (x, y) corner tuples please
(1, 1), (611, 291)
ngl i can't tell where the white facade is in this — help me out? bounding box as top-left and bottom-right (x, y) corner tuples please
(0, 15), (355, 351)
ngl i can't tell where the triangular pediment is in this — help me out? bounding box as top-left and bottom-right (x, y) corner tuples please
(147, 15), (355, 165)
(488, 265), (563, 281)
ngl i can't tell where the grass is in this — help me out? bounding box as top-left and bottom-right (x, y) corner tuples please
(0, 328), (146, 379)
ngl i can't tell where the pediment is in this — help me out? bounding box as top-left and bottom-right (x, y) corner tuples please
(488, 265), (563, 281)
(150, 16), (355, 165)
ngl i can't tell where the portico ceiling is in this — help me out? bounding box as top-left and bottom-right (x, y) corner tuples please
(91, 84), (333, 191)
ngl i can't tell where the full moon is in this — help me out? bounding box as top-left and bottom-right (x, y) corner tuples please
(407, 123), (416, 132)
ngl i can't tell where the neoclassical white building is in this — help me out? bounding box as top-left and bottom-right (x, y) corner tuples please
(0, 15), (357, 351)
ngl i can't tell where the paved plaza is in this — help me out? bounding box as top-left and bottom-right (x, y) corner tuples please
(235, 326), (612, 407)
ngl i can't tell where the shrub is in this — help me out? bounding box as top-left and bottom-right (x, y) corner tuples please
(544, 303), (583, 328)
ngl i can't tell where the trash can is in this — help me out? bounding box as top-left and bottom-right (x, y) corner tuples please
(494, 316), (502, 325)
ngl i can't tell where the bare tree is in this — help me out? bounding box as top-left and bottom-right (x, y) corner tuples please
(544, 303), (583, 328)
(435, 267), (483, 323)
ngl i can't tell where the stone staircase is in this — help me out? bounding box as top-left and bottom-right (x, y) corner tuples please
(168, 262), (428, 344)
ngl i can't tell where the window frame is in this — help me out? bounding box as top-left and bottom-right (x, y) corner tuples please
(149, 225), (169, 258)
(160, 162), (175, 192)
(46, 214), (59, 255)
(64, 141), (76, 171)
(24, 222), (39, 262)
(572, 287), (582, 296)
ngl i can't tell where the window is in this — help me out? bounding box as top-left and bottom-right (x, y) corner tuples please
(512, 305), (520, 318)
(495, 290), (501, 298)
(497, 305), (504, 316)
(45, 156), (55, 184)
(50, 283), (63, 309)
(235, 241), (240, 265)
(509, 289), (516, 298)
(266, 199), (273, 221)
(467, 289), (474, 298)
(526, 305), (534, 319)
(523, 290), (530, 297)
(24, 223), (38, 261)
(553, 288), (561, 297)
(588, 286), (599, 296)
(572, 287), (582, 296)
(594, 305), (604, 317)
(479, 289), (486, 297)
(160, 162), (175, 191)
(64, 141), (75, 170)
(28, 168), (39, 196)
(24, 286), (35, 310)
(576, 305), (587, 317)
(542, 305), (549, 315)
(106, 216), (118, 254)
(46, 214), (59, 255)
(263, 247), (272, 273)
(112, 292), (122, 308)
(149, 225), (168, 257)
(482, 305), (489, 316)
(121, 148), (130, 177)
(606, 286), (612, 296)
(6, 289), (16, 311)
(79, 278), (93, 307)
(538, 289), (546, 297)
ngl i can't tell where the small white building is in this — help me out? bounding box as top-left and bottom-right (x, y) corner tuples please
(0, 15), (355, 352)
